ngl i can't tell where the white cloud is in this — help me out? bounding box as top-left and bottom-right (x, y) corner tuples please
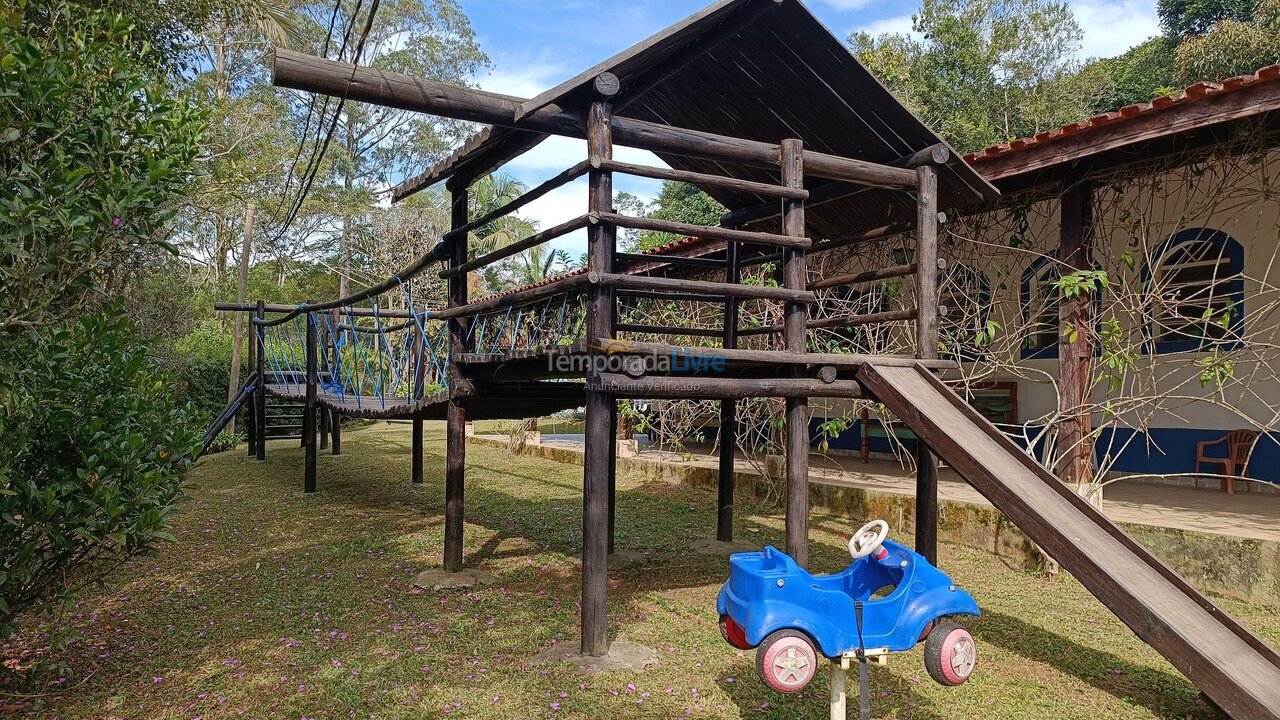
(819, 0), (875, 11)
(473, 48), (572, 98)
(856, 13), (917, 39)
(1070, 0), (1161, 60)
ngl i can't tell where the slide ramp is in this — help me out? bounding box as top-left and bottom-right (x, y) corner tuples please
(857, 362), (1280, 720)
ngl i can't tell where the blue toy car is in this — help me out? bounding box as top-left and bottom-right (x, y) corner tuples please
(717, 520), (979, 693)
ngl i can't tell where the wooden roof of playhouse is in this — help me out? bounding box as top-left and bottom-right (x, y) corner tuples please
(390, 0), (998, 238)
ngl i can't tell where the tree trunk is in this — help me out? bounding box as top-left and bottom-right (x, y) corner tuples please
(226, 203), (255, 438)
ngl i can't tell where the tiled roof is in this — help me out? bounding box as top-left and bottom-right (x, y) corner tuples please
(964, 64), (1280, 166)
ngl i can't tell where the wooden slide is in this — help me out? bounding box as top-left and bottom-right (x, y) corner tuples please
(857, 362), (1280, 720)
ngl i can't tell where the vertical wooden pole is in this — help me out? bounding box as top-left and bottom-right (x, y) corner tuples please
(304, 311), (318, 494)
(445, 188), (470, 572)
(255, 300), (267, 461)
(331, 410), (341, 455)
(582, 85), (618, 658)
(914, 165), (940, 564)
(607, 404), (618, 555)
(246, 308), (258, 458)
(1059, 180), (1094, 490)
(717, 238), (741, 543)
(781, 138), (810, 569)
(412, 416), (424, 483)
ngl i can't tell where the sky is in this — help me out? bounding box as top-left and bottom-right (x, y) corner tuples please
(453, 0), (1162, 256)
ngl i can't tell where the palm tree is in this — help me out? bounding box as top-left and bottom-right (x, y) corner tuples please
(513, 246), (573, 287)
(467, 173), (536, 257)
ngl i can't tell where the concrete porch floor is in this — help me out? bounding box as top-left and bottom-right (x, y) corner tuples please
(524, 434), (1280, 544)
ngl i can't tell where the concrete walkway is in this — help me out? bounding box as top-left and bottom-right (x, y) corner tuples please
(520, 434), (1280, 544)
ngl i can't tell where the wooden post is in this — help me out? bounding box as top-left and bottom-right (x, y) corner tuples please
(331, 410), (342, 455)
(914, 165), (940, 564)
(717, 237), (741, 542)
(318, 397), (329, 450)
(246, 306), (258, 459)
(412, 317), (426, 484)
(781, 138), (810, 569)
(1059, 180), (1094, 490)
(304, 310), (318, 494)
(444, 188), (469, 572)
(255, 300), (267, 461)
(582, 88), (617, 658)
(607, 404), (618, 555)
(412, 414), (424, 484)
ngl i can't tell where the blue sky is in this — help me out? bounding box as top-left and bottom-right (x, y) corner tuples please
(455, 0), (1161, 255)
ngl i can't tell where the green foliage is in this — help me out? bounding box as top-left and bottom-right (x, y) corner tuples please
(1078, 37), (1179, 113)
(617, 182), (726, 252)
(1054, 269), (1110, 299)
(0, 309), (202, 641)
(851, 0), (1101, 153)
(1159, 0), (1257, 35)
(0, 4), (204, 334)
(1173, 0), (1280, 83)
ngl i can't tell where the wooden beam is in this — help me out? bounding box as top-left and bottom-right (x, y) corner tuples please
(595, 211), (810, 249)
(718, 236), (741, 543)
(441, 160), (592, 243)
(615, 323), (724, 337)
(441, 215), (591, 278)
(741, 307), (920, 336)
(595, 158), (808, 199)
(254, 301), (267, 461)
(615, 252), (726, 269)
(218, 302), (420, 319)
(809, 262), (919, 290)
(271, 49), (918, 189)
(594, 374), (864, 399)
(432, 273), (592, 320)
(609, 341), (958, 370)
(304, 313), (318, 494)
(590, 272), (815, 303)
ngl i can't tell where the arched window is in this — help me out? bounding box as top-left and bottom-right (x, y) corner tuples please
(1145, 228), (1244, 353)
(1020, 253), (1061, 359)
(938, 263), (991, 360)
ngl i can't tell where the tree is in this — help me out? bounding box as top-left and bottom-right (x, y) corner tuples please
(851, 0), (1105, 153)
(1158, 0), (1256, 36)
(1172, 0), (1280, 82)
(0, 3), (205, 334)
(299, 0), (488, 299)
(617, 181), (724, 252)
(1076, 38), (1178, 113)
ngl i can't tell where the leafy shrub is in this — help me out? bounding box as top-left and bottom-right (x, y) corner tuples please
(0, 309), (202, 641)
(0, 3), (204, 333)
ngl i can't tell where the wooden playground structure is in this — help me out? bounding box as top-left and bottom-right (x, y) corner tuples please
(209, 2), (1280, 717)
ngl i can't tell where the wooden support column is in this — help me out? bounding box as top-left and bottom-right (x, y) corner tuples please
(582, 88), (617, 658)
(304, 311), (318, 494)
(319, 407), (329, 450)
(781, 139), (810, 569)
(1058, 180), (1094, 489)
(717, 237), (741, 542)
(255, 300), (267, 461)
(914, 165), (940, 564)
(412, 326), (425, 485)
(444, 188), (469, 572)
(331, 410), (342, 455)
(246, 306), (258, 459)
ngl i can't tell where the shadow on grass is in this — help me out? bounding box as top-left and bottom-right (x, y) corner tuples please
(977, 610), (1220, 719)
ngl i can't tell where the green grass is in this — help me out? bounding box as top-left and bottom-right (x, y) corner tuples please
(3, 421), (1274, 718)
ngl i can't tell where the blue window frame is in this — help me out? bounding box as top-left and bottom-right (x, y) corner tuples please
(1143, 228), (1244, 354)
(1020, 252), (1062, 359)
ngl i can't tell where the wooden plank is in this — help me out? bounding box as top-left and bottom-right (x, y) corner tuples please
(595, 211), (810, 249)
(857, 362), (1280, 720)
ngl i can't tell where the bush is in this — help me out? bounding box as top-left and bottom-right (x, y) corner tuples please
(0, 3), (204, 334)
(0, 309), (202, 641)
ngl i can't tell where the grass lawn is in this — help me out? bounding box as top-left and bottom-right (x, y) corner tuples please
(3, 421), (1273, 719)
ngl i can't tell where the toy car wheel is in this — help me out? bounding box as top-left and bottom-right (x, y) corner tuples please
(719, 614), (751, 650)
(924, 621), (977, 686)
(755, 629), (819, 694)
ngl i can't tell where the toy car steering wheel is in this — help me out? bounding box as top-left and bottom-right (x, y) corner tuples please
(848, 520), (889, 560)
